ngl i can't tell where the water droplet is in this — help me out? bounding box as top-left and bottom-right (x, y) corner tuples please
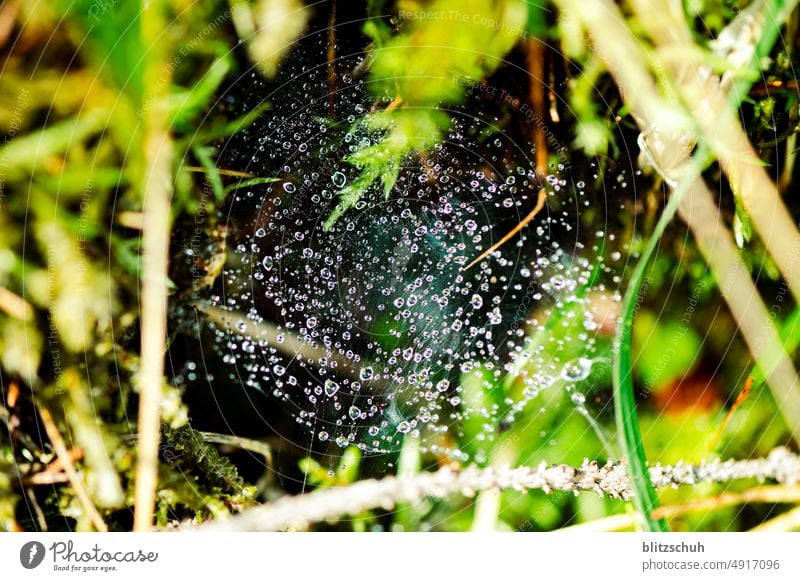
(561, 357), (592, 382)
(324, 379), (340, 397)
(570, 392), (586, 405)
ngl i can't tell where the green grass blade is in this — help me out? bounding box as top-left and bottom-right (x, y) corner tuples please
(613, 0), (797, 532)
(613, 151), (709, 532)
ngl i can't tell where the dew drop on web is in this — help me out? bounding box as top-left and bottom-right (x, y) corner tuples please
(200, 41), (623, 462)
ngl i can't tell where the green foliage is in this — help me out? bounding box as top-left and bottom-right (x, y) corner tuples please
(162, 424), (255, 495)
(300, 446), (362, 488)
(2, 0), (800, 534)
(0, 0), (259, 531)
(325, 0), (527, 228)
(612, 154), (706, 532)
(633, 311), (702, 392)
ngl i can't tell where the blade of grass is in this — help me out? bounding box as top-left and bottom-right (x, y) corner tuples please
(614, 150), (710, 532)
(567, 0), (800, 532)
(223, 176), (281, 196)
(193, 101), (272, 143)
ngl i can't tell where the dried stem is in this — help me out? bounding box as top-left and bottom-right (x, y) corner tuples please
(0, 287), (33, 321)
(653, 485), (800, 519)
(134, 131), (172, 532)
(558, 0), (800, 444)
(633, 0), (800, 306)
(134, 0), (173, 532)
(197, 448), (800, 531)
(464, 188), (547, 270)
(559, 484), (800, 531)
(750, 505), (800, 531)
(38, 405), (107, 531)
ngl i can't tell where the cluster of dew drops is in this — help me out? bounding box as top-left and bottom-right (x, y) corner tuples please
(201, 66), (626, 459)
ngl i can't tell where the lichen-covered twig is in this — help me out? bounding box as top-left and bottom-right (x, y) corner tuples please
(197, 448), (800, 531)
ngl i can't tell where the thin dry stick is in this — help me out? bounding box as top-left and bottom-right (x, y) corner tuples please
(183, 165), (255, 178)
(0, 287), (33, 320)
(197, 448), (800, 531)
(326, 0), (337, 116)
(464, 188), (547, 270)
(556, 513), (638, 532)
(134, 134), (172, 532)
(134, 0), (173, 532)
(25, 487), (48, 532)
(652, 485), (800, 519)
(633, 0), (800, 442)
(198, 303), (364, 382)
(676, 177), (800, 441)
(558, 0), (800, 445)
(750, 505), (800, 531)
(559, 485), (800, 531)
(38, 406), (107, 531)
(64, 370), (124, 508)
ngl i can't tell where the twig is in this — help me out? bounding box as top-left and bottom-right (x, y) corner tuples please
(134, 135), (172, 531)
(38, 406), (107, 531)
(64, 370), (124, 508)
(25, 487), (48, 532)
(652, 485), (800, 519)
(183, 165), (255, 178)
(197, 448), (800, 531)
(464, 188), (547, 270)
(326, 0), (337, 116)
(198, 432), (273, 469)
(558, 484), (800, 530)
(750, 505), (800, 531)
(556, 513), (636, 532)
(23, 473), (70, 486)
(384, 96), (403, 113)
(710, 376), (754, 449)
(197, 303), (365, 382)
(0, 287), (33, 321)
(0, 0), (19, 48)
